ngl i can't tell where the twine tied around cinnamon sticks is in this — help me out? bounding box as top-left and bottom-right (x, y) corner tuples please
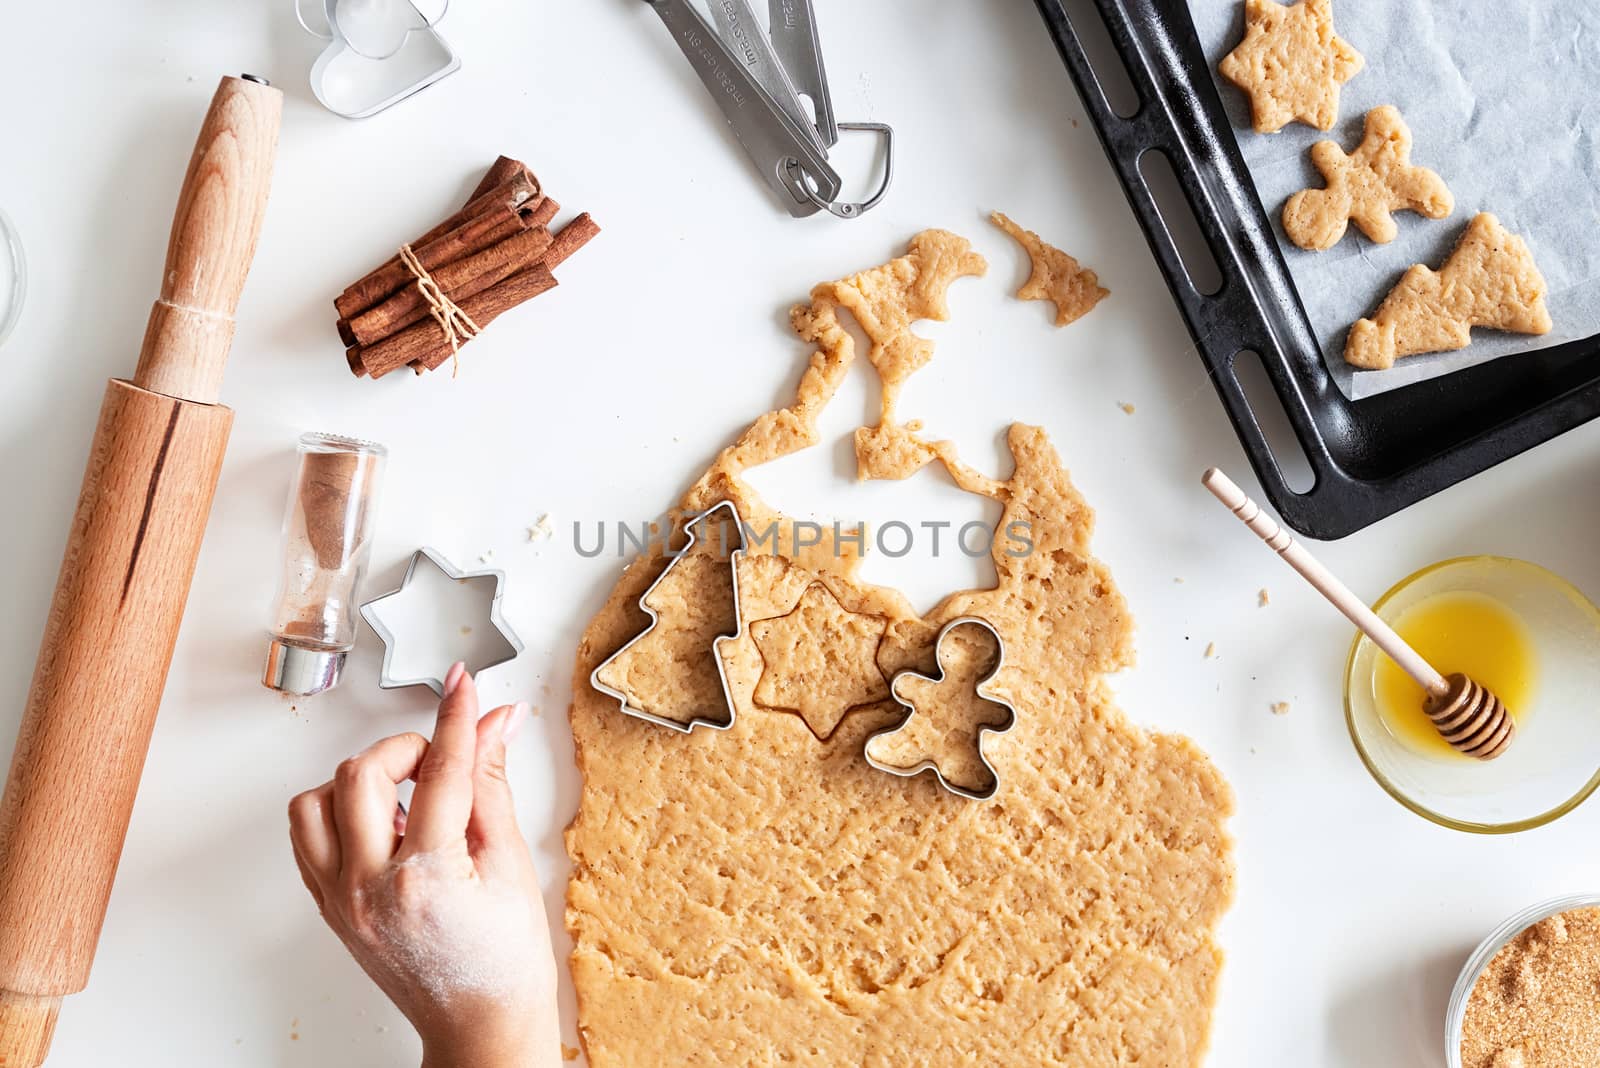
(397, 243), (480, 377)
(336, 155), (600, 380)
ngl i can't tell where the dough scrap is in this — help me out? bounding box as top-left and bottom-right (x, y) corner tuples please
(567, 232), (1235, 1067)
(751, 582), (892, 740)
(866, 620), (1014, 796)
(1345, 213), (1552, 370)
(991, 211), (1109, 327)
(1219, 0), (1364, 133)
(800, 230), (988, 484)
(1282, 105), (1453, 251)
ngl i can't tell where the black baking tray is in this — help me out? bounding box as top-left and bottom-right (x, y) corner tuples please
(1033, 0), (1600, 539)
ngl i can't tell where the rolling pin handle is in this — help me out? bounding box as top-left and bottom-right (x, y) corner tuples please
(132, 75), (282, 404)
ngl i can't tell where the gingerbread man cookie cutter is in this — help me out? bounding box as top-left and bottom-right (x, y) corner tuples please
(864, 616), (1018, 801)
(589, 500), (747, 734)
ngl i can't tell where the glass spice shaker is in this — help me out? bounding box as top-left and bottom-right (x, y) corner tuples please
(263, 432), (387, 695)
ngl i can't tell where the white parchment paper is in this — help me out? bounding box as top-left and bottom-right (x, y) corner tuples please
(1189, 3), (1600, 400)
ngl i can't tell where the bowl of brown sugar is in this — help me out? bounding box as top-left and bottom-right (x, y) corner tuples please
(1448, 894), (1600, 1067)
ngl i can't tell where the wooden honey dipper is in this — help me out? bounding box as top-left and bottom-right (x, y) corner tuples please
(1202, 469), (1515, 760)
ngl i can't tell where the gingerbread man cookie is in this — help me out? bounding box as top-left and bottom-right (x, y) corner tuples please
(863, 618), (1016, 800)
(1283, 106), (1453, 251)
(1345, 213), (1552, 370)
(1219, 0), (1364, 133)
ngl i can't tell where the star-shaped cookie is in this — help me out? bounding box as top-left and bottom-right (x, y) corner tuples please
(750, 582), (890, 740)
(991, 211), (1108, 328)
(1219, 0), (1364, 133)
(1282, 106), (1453, 250)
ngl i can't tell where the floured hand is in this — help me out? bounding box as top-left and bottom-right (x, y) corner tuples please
(289, 663), (561, 1068)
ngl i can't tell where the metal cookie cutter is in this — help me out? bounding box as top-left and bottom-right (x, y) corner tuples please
(296, 0), (460, 119)
(643, 0), (894, 219)
(590, 500), (747, 733)
(864, 616), (1018, 802)
(359, 547), (524, 696)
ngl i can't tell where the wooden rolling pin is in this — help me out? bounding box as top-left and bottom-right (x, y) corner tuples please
(0, 75), (280, 1066)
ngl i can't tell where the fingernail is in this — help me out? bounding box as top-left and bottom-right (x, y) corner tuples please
(502, 701), (531, 743)
(393, 800), (408, 836)
(443, 661), (467, 697)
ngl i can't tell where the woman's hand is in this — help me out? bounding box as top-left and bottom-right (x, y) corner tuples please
(289, 663), (562, 1068)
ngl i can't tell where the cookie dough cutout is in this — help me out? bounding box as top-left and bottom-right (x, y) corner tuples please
(751, 582), (891, 740)
(1345, 213), (1552, 370)
(991, 211), (1108, 328)
(1219, 0), (1364, 133)
(592, 516), (739, 729)
(866, 620), (1014, 797)
(1283, 106), (1452, 251)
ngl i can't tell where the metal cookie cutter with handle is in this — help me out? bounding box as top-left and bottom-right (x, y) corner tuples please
(590, 500), (747, 733)
(359, 546), (524, 695)
(864, 616), (1019, 801)
(642, 0), (894, 219)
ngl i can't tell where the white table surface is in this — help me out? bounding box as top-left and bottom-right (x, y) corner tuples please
(4, 2), (1599, 1065)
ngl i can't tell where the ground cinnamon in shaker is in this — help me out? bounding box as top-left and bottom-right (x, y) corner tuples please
(298, 448), (373, 570)
(1460, 906), (1600, 1067)
(264, 434), (386, 695)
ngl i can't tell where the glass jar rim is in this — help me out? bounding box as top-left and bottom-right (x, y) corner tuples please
(299, 430), (388, 456)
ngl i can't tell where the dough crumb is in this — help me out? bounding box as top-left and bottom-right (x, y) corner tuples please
(1204, 641), (1217, 659)
(528, 513), (554, 542)
(562, 1044), (581, 1062)
(1271, 701), (1291, 715)
(990, 211), (1108, 327)
(1258, 588), (1271, 607)
(1118, 401), (1136, 415)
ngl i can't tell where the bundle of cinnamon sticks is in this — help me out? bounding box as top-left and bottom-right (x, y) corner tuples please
(338, 155), (599, 379)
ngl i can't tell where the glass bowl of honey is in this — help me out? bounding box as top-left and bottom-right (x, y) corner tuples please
(1345, 556), (1600, 833)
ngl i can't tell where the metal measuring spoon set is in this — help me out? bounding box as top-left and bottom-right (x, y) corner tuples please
(644, 0), (894, 219)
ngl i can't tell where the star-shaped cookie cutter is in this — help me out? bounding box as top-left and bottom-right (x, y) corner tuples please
(863, 616), (1018, 801)
(589, 500), (746, 734)
(359, 546), (524, 696)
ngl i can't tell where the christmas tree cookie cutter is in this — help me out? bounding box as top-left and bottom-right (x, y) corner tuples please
(864, 616), (1018, 801)
(589, 500), (747, 733)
